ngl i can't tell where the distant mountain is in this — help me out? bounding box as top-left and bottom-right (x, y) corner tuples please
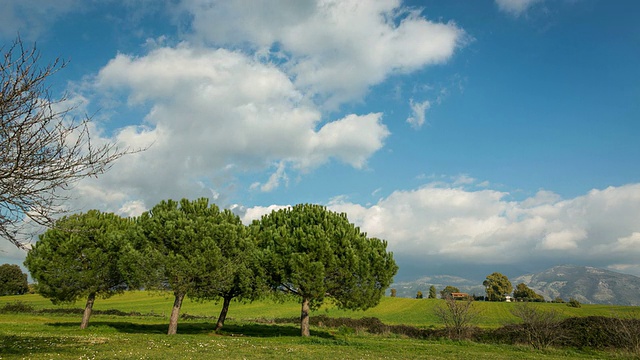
(513, 265), (640, 306)
(391, 275), (486, 299)
(392, 265), (640, 305)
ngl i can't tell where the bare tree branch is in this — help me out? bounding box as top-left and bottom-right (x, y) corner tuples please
(510, 303), (564, 349)
(1, 36), (141, 248)
(434, 295), (480, 340)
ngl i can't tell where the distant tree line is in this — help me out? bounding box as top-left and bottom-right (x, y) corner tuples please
(23, 200), (398, 336)
(413, 272), (546, 302)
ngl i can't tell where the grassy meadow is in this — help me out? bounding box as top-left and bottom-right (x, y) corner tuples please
(1, 292), (638, 359)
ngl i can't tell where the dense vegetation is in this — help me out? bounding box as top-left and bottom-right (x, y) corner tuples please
(23, 200), (397, 337)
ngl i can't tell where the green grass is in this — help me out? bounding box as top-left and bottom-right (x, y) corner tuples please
(0, 292), (638, 359)
(0, 313), (627, 360)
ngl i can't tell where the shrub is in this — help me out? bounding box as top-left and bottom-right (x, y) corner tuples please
(434, 296), (480, 340)
(0, 301), (34, 313)
(510, 303), (564, 349)
(567, 298), (581, 308)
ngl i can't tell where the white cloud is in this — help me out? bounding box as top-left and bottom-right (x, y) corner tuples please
(118, 200), (147, 217)
(613, 232), (640, 251)
(178, 0), (466, 108)
(245, 182), (640, 276)
(72, 44), (390, 209)
(540, 229), (586, 250)
(406, 98), (431, 129)
(310, 113), (389, 169)
(251, 161), (289, 193)
(239, 204), (291, 225)
(495, 0), (544, 17)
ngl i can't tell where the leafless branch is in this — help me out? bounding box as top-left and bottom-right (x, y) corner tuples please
(434, 295), (480, 340)
(510, 303), (564, 349)
(1, 36), (141, 248)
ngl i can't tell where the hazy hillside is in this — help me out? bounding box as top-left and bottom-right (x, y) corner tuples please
(391, 275), (486, 298)
(513, 265), (640, 306)
(394, 265), (640, 305)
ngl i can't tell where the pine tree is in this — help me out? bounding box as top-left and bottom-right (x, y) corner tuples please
(255, 204), (398, 336)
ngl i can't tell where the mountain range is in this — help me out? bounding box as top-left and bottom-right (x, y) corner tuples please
(392, 265), (640, 306)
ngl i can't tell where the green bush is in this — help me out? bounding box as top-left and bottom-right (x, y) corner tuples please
(567, 298), (581, 308)
(0, 301), (34, 313)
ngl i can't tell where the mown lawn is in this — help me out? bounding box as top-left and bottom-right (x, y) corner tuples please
(0, 292), (638, 359)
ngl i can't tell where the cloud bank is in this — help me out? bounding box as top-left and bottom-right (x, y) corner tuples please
(240, 180), (640, 278)
(179, 0), (465, 108)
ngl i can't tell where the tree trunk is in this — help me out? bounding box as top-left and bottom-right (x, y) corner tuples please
(167, 293), (185, 335)
(300, 297), (310, 337)
(80, 292), (96, 329)
(215, 296), (232, 331)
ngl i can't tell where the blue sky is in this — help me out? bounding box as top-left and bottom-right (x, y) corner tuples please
(1, 0), (639, 282)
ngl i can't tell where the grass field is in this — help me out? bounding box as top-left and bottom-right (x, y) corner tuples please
(1, 292), (638, 359)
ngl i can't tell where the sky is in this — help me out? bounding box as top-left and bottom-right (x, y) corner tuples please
(1, 0), (639, 282)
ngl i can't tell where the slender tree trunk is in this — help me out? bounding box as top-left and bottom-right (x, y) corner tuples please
(167, 292), (185, 335)
(215, 296), (232, 331)
(80, 292), (96, 329)
(300, 297), (310, 337)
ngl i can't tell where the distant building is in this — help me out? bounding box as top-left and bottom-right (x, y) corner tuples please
(505, 295), (514, 302)
(450, 292), (469, 300)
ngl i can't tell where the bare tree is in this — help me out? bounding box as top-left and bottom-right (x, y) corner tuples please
(434, 295), (480, 340)
(607, 311), (640, 356)
(1, 37), (134, 248)
(510, 303), (564, 349)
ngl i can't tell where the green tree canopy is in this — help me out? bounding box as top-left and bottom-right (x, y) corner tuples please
(24, 210), (134, 328)
(190, 210), (266, 331)
(440, 285), (460, 299)
(428, 285), (437, 299)
(134, 198), (237, 335)
(483, 272), (513, 301)
(0, 264), (28, 295)
(513, 283), (544, 301)
(254, 204), (398, 336)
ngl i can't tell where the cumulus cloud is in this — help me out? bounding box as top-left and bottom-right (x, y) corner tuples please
(243, 182), (640, 277)
(178, 0), (466, 108)
(71, 44), (390, 209)
(495, 0), (544, 17)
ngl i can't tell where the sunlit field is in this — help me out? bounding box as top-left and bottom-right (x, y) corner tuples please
(1, 292), (638, 359)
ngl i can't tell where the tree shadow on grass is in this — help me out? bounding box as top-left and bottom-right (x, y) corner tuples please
(46, 321), (333, 338)
(0, 334), (85, 357)
(218, 323), (333, 339)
